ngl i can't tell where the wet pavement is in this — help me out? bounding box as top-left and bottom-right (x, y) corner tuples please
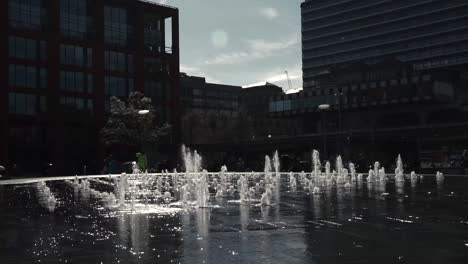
(0, 176), (468, 264)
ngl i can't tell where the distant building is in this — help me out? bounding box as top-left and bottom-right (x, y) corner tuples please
(0, 0), (180, 175)
(241, 82), (298, 139)
(301, 0), (468, 91)
(261, 0), (468, 172)
(180, 73), (241, 145)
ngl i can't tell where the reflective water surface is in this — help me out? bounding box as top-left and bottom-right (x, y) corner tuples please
(1, 176), (468, 264)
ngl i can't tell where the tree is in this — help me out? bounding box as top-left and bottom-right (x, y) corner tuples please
(100, 92), (170, 150)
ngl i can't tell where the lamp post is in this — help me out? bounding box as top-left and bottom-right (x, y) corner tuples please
(136, 109), (150, 153)
(334, 92), (344, 155)
(318, 104), (330, 158)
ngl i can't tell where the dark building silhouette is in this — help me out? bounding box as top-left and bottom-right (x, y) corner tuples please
(0, 0), (180, 175)
(180, 73), (241, 145)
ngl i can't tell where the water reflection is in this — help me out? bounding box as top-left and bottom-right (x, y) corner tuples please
(377, 180), (386, 194)
(395, 181), (405, 197)
(312, 193), (321, 219)
(261, 204), (271, 223)
(240, 205), (249, 232)
(336, 186), (345, 221)
(196, 208), (210, 263)
(436, 178), (444, 194)
(0, 185), (4, 203)
(395, 181), (406, 216)
(129, 214), (149, 257)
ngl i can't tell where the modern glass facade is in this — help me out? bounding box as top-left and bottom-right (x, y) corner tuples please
(301, 0), (468, 90)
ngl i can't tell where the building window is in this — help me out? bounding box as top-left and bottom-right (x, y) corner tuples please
(87, 75), (93, 94)
(105, 76), (133, 97)
(144, 58), (167, 74)
(39, 41), (47, 62)
(192, 89), (202, 96)
(60, 0), (93, 40)
(104, 50), (133, 72)
(9, 64), (46, 89)
(144, 13), (163, 52)
(9, 126), (41, 144)
(40, 68), (47, 89)
(60, 44), (92, 67)
(60, 96), (92, 112)
(8, 36), (39, 60)
(60, 71), (85, 93)
(104, 6), (133, 47)
(86, 48), (92, 68)
(8, 92), (40, 115)
(144, 81), (165, 100)
(8, 0), (46, 30)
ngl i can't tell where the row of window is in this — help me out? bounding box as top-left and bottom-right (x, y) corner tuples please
(192, 90), (239, 99)
(60, 0), (92, 40)
(60, 96), (93, 112)
(105, 76), (134, 97)
(9, 63), (166, 98)
(105, 51), (133, 73)
(269, 86), (435, 112)
(104, 6), (133, 47)
(9, 64), (47, 89)
(60, 44), (93, 68)
(144, 58), (170, 74)
(8, 92), (94, 116)
(191, 98), (238, 109)
(60, 71), (93, 93)
(9, 126), (45, 144)
(8, 0), (167, 53)
(8, 92), (46, 115)
(8, 0), (46, 31)
(9, 36), (47, 62)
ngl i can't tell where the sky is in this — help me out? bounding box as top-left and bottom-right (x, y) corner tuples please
(152, 0), (304, 91)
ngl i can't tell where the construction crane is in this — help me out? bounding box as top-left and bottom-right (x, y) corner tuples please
(284, 70), (293, 91)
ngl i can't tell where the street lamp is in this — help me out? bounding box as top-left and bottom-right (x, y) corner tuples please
(318, 104), (330, 158)
(334, 92), (344, 155)
(318, 104), (330, 110)
(138, 109), (150, 115)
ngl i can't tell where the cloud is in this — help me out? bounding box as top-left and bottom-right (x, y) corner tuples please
(259, 7), (279, 20)
(204, 35), (299, 65)
(211, 29), (229, 48)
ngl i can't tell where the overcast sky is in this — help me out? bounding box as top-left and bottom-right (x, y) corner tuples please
(153, 0), (303, 91)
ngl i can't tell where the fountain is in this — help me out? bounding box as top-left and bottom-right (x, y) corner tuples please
(0, 143), (458, 264)
(395, 154), (405, 182)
